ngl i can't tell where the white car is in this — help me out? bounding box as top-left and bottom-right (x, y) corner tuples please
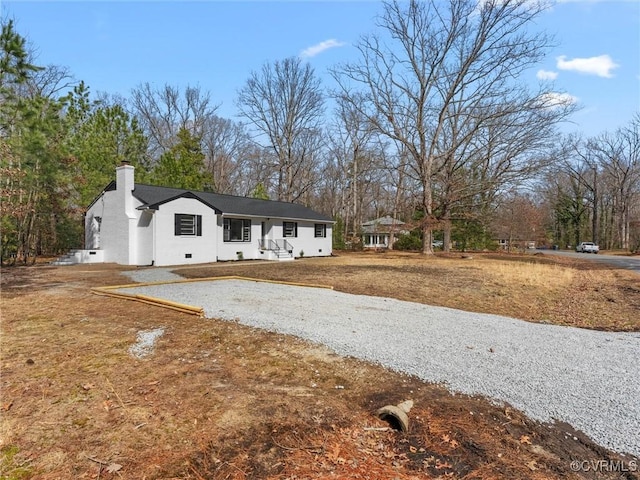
(575, 242), (599, 254)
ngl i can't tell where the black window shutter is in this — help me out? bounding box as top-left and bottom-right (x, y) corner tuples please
(174, 214), (181, 235)
(196, 215), (202, 236)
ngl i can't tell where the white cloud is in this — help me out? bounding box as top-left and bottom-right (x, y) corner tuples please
(556, 55), (619, 78)
(537, 69), (558, 80)
(538, 92), (579, 108)
(300, 39), (346, 59)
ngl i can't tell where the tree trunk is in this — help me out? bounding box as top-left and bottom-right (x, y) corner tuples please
(621, 204), (629, 250)
(421, 185), (434, 255)
(592, 168), (599, 245)
(443, 218), (452, 253)
(352, 149), (358, 238)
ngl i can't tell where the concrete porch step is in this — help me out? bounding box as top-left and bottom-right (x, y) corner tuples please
(50, 259), (75, 266)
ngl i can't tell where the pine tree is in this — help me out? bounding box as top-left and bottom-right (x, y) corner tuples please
(150, 128), (207, 190)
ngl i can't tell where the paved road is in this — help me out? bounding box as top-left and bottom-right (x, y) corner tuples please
(535, 249), (640, 274)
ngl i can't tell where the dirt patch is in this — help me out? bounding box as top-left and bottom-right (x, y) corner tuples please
(1, 253), (638, 479)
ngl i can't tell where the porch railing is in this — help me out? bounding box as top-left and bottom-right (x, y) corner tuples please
(259, 239), (294, 254)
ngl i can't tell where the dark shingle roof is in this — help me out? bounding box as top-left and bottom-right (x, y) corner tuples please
(132, 184), (332, 222)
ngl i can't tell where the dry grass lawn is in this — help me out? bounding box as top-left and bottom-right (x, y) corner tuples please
(1, 251), (638, 479)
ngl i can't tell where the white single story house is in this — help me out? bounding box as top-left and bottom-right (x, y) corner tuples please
(361, 216), (406, 249)
(76, 163), (333, 266)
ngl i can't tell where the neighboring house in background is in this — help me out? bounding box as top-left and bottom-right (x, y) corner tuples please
(361, 216), (406, 249)
(63, 162), (333, 266)
(496, 237), (536, 251)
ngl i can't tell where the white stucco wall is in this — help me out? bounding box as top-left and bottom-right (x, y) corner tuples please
(137, 210), (155, 266)
(72, 249), (105, 263)
(89, 165), (139, 265)
(85, 215), (101, 250)
(118, 165), (138, 265)
(85, 189), (141, 265)
(216, 216), (261, 261)
(280, 220), (332, 258)
(153, 197), (218, 266)
(214, 217), (332, 261)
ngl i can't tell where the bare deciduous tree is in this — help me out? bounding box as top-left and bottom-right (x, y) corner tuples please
(547, 116), (640, 251)
(21, 64), (75, 100)
(435, 94), (575, 250)
(201, 115), (252, 195)
(332, 0), (574, 253)
(553, 134), (601, 245)
(542, 166), (591, 248)
(492, 191), (545, 251)
(590, 115), (640, 250)
(130, 83), (219, 161)
(236, 57), (325, 202)
(328, 93), (380, 238)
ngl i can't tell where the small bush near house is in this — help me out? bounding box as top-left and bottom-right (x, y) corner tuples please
(393, 231), (423, 250)
(332, 216), (346, 250)
(452, 219), (497, 251)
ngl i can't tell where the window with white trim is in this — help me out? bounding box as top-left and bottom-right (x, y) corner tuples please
(174, 214), (202, 236)
(283, 221), (298, 238)
(224, 218), (251, 242)
(314, 223), (326, 238)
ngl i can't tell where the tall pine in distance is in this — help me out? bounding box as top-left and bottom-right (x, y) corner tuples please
(150, 127), (208, 190)
(64, 81), (149, 208)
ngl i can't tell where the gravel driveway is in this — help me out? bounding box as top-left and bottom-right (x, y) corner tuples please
(118, 277), (640, 457)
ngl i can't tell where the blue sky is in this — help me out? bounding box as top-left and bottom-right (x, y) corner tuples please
(2, 0), (639, 137)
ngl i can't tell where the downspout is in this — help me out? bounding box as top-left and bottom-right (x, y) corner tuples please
(99, 195), (105, 250)
(151, 208), (156, 266)
(152, 209), (156, 266)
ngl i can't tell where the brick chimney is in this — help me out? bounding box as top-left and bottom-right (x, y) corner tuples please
(116, 161), (135, 216)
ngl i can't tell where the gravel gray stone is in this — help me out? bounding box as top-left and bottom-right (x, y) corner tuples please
(122, 268), (184, 283)
(117, 279), (640, 457)
(129, 327), (165, 359)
